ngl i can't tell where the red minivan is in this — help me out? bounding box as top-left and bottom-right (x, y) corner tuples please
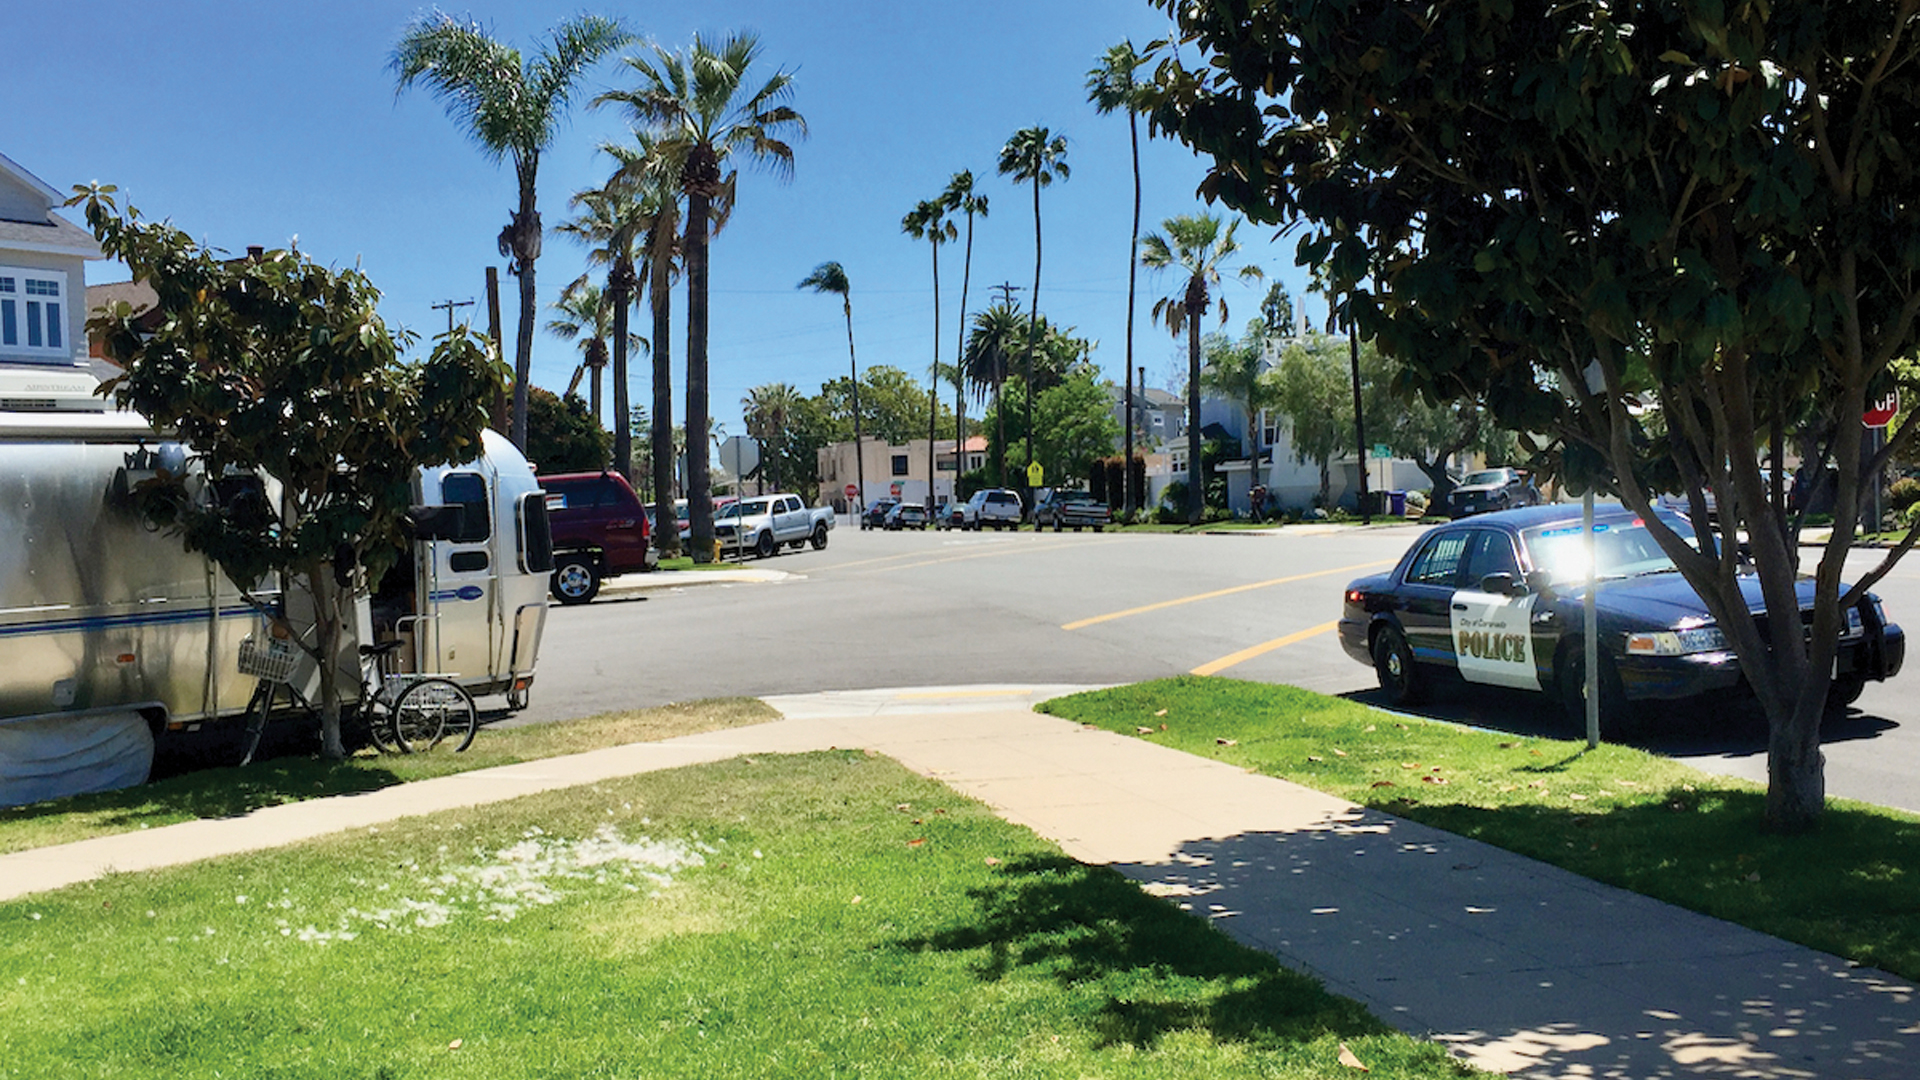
(539, 471), (660, 604)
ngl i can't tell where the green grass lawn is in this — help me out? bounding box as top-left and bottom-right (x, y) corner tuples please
(1038, 676), (1920, 981)
(0, 699), (776, 856)
(0, 754), (1481, 1080)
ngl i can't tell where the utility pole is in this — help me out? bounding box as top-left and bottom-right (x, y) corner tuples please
(431, 298), (474, 335)
(989, 282), (1022, 489)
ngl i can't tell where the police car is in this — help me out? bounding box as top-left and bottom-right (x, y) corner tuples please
(1337, 504), (1905, 729)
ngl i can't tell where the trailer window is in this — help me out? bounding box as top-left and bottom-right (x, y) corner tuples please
(518, 492), (555, 573)
(441, 473), (490, 542)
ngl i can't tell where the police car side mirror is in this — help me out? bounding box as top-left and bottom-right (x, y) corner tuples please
(1524, 570), (1556, 597)
(1478, 572), (1526, 597)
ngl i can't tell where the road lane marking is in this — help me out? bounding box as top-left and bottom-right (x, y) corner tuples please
(856, 537), (1115, 574)
(1060, 560), (1391, 631)
(1191, 621), (1338, 676)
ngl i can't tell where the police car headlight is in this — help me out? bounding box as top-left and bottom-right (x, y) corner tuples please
(1626, 627), (1728, 656)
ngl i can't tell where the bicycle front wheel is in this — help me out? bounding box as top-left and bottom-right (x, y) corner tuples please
(391, 678), (460, 753)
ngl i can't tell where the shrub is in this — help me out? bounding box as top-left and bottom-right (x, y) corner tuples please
(1890, 477), (1920, 514)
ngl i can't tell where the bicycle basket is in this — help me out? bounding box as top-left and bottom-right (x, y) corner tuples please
(238, 636), (298, 683)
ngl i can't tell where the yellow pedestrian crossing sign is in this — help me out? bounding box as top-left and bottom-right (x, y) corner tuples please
(1026, 461), (1044, 487)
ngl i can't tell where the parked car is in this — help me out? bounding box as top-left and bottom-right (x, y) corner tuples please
(861, 498), (898, 531)
(931, 500), (956, 529)
(961, 488), (1025, 531)
(1448, 467), (1539, 517)
(885, 503), (930, 530)
(1032, 488), (1111, 532)
(714, 493), (835, 558)
(1337, 504), (1905, 732)
(541, 470), (659, 605)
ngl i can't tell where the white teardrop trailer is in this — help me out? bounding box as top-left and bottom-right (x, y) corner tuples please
(0, 367), (554, 807)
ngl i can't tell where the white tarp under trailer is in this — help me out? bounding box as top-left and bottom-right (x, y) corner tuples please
(0, 366), (554, 808)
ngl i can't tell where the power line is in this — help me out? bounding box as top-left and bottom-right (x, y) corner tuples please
(431, 298), (474, 334)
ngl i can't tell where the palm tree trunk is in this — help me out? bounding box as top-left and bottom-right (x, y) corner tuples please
(926, 241), (941, 509)
(610, 259), (634, 481)
(846, 303), (865, 513)
(1025, 177), (1042, 516)
(1188, 313), (1204, 526)
(649, 230), (677, 556)
(1124, 111), (1140, 520)
(954, 213), (976, 503)
(685, 188), (714, 563)
(510, 176), (540, 451)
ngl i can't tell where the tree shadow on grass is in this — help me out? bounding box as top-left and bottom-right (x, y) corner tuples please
(895, 852), (1389, 1053)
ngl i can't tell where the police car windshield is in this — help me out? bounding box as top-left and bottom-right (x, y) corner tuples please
(1523, 512), (1696, 582)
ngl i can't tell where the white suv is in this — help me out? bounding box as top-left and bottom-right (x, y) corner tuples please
(959, 488), (1025, 531)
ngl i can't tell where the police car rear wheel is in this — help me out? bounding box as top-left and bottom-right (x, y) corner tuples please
(1372, 626), (1426, 706)
(1557, 645), (1632, 736)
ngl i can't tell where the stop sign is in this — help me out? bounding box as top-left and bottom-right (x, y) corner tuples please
(844, 484), (858, 501)
(1866, 390), (1900, 428)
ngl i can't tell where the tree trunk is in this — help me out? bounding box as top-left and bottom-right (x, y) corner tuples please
(1124, 111), (1141, 520)
(685, 185), (713, 562)
(649, 231), (678, 557)
(610, 260), (634, 482)
(955, 212), (976, 510)
(310, 561), (347, 761)
(927, 241), (942, 508)
(508, 179), (541, 452)
(1187, 313), (1204, 525)
(1025, 178), (1043, 513)
(846, 302), (865, 513)
(1766, 697), (1827, 830)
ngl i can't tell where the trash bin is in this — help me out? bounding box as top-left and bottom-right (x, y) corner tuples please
(1387, 490), (1406, 516)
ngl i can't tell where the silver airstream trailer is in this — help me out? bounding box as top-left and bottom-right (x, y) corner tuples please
(0, 367), (552, 806)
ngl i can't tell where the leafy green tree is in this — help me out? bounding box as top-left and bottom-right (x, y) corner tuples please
(597, 31), (805, 562)
(797, 261), (864, 503)
(998, 126), (1070, 479)
(391, 12), (629, 453)
(819, 365), (950, 447)
(1088, 41), (1151, 518)
(1141, 213), (1263, 523)
(903, 197), (958, 503)
(1273, 333), (1353, 508)
(1147, 0), (1920, 827)
(75, 187), (504, 761)
(986, 372), (1124, 491)
(527, 386), (612, 473)
(545, 280), (611, 417)
(942, 171), (989, 501)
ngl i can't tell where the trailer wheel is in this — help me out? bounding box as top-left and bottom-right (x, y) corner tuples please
(551, 555), (600, 605)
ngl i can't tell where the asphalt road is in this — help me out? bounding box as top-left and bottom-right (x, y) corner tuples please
(516, 517), (1920, 816)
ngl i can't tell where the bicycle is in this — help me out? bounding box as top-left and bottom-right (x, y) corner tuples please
(358, 638), (479, 754)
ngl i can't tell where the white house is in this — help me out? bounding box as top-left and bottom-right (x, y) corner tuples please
(0, 153), (100, 374)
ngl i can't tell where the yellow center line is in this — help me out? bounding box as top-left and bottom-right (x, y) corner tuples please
(1061, 560), (1392, 631)
(1191, 621), (1338, 677)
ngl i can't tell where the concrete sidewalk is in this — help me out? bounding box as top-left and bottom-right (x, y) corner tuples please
(5, 685), (1917, 1078)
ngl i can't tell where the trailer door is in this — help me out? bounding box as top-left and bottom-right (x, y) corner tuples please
(419, 470), (498, 680)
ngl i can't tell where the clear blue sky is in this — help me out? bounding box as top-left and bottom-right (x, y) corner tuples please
(7, 1), (1324, 436)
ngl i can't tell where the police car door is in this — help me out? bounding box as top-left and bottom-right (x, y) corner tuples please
(1448, 529), (1542, 691)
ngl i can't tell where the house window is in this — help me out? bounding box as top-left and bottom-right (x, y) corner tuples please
(1261, 412), (1282, 448)
(1170, 449), (1188, 475)
(891, 454), (910, 477)
(0, 267), (67, 359)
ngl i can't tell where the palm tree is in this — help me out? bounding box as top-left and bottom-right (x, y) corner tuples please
(1141, 213), (1263, 524)
(798, 261), (864, 510)
(592, 138), (690, 556)
(962, 302), (1027, 486)
(391, 12), (630, 452)
(555, 177), (650, 477)
(1087, 41), (1150, 520)
(545, 280), (612, 421)
(596, 31), (805, 562)
(942, 171), (988, 500)
(743, 383), (804, 492)
(997, 126), (1069, 507)
(902, 198), (957, 508)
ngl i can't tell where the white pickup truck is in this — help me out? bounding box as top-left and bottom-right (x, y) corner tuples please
(713, 493), (836, 558)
